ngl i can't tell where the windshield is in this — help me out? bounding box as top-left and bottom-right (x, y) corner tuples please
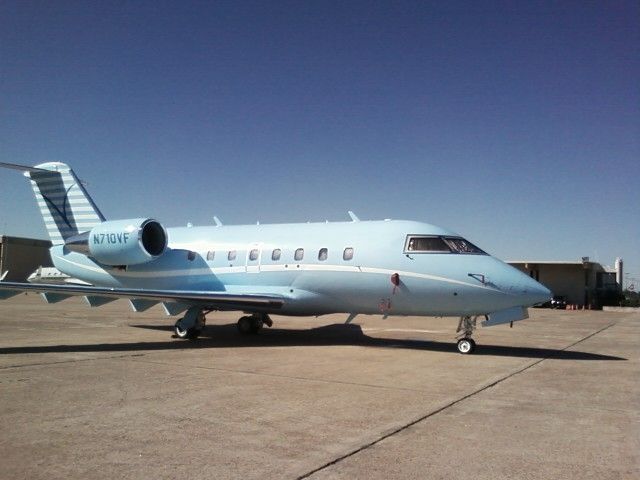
(404, 235), (487, 255)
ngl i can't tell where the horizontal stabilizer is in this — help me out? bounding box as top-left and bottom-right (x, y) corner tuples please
(41, 292), (72, 304)
(0, 162), (50, 173)
(129, 299), (158, 312)
(482, 306), (529, 327)
(84, 296), (117, 308)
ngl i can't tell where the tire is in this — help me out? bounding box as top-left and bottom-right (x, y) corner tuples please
(249, 318), (263, 334)
(175, 319), (201, 340)
(457, 338), (476, 354)
(237, 316), (253, 335)
(174, 319), (189, 339)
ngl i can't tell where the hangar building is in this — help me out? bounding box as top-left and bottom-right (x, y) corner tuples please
(0, 235), (52, 282)
(508, 258), (622, 308)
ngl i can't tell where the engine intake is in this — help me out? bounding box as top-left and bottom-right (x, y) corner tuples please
(65, 218), (168, 265)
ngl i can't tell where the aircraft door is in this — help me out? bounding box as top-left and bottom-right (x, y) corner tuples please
(246, 243), (262, 273)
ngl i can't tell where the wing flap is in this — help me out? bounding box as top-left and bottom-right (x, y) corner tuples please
(0, 281), (285, 311)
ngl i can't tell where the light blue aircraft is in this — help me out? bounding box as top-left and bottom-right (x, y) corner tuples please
(0, 162), (550, 354)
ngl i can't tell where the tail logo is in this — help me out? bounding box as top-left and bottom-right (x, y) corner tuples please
(40, 184), (76, 230)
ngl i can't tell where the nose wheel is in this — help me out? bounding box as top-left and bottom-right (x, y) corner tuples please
(456, 315), (479, 354)
(456, 337), (476, 354)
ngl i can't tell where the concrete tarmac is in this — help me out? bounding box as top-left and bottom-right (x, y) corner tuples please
(0, 294), (638, 479)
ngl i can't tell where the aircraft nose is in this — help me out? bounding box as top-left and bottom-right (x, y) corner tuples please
(489, 261), (552, 308)
(512, 271), (552, 306)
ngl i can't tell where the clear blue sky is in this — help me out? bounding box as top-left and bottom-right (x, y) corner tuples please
(1, 1), (638, 285)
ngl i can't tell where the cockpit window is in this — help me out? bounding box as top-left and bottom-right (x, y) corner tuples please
(405, 236), (451, 253)
(443, 237), (486, 254)
(404, 235), (487, 255)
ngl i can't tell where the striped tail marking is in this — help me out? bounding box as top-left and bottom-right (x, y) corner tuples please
(26, 162), (105, 244)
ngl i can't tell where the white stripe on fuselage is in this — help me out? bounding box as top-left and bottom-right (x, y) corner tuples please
(53, 254), (505, 293)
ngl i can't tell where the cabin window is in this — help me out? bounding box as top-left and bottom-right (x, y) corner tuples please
(343, 247), (354, 261)
(405, 236), (451, 253)
(249, 249), (259, 261)
(294, 248), (304, 261)
(443, 237), (486, 255)
(271, 249), (281, 261)
(318, 248), (328, 261)
(206, 251), (215, 261)
(228, 250), (237, 261)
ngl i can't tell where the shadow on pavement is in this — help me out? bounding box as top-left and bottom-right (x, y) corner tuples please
(0, 323), (626, 361)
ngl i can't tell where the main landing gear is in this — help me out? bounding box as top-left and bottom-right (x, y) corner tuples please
(174, 308), (207, 340)
(456, 315), (478, 354)
(173, 308), (274, 340)
(237, 313), (273, 335)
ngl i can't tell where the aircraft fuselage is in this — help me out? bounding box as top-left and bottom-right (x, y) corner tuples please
(50, 219), (549, 317)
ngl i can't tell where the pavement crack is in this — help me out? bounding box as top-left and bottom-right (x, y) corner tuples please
(126, 357), (429, 393)
(296, 321), (619, 480)
(0, 353), (146, 370)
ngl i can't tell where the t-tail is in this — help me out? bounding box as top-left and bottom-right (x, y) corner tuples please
(0, 162), (105, 244)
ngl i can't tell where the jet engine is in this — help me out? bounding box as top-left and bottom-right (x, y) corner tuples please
(65, 218), (168, 266)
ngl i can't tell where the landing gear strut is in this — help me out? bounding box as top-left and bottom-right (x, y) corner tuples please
(174, 308), (207, 340)
(456, 315), (478, 354)
(237, 313), (272, 335)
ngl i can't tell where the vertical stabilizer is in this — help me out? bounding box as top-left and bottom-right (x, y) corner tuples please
(0, 162), (104, 244)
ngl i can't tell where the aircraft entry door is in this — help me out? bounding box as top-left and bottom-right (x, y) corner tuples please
(245, 243), (262, 273)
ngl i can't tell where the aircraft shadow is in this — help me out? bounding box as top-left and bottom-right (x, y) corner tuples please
(0, 323), (626, 361)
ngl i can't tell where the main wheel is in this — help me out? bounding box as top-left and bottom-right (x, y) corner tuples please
(457, 338), (476, 354)
(249, 317), (263, 334)
(174, 319), (201, 340)
(237, 316), (253, 335)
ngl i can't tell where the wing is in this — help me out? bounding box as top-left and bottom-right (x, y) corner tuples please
(0, 281), (285, 312)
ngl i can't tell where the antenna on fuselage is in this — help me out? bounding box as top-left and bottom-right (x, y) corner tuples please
(213, 216), (223, 227)
(348, 211), (360, 222)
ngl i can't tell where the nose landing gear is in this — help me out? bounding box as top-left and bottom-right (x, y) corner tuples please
(456, 315), (479, 354)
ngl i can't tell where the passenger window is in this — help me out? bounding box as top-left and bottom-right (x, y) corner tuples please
(294, 248), (304, 261)
(405, 236), (451, 253)
(249, 249), (259, 261)
(228, 250), (237, 261)
(318, 248), (328, 261)
(206, 251), (215, 261)
(272, 249), (281, 261)
(343, 247), (354, 261)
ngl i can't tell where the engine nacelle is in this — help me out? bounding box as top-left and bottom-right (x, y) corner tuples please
(65, 218), (168, 266)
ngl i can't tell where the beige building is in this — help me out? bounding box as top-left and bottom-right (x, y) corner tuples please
(0, 235), (52, 282)
(508, 259), (621, 307)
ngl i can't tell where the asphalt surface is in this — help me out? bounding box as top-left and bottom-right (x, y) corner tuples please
(0, 294), (638, 479)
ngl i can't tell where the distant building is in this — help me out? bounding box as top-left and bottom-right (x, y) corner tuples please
(0, 235), (52, 282)
(508, 258), (622, 307)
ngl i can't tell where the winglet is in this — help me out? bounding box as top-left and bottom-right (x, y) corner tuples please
(348, 211), (360, 222)
(0, 271), (8, 281)
(213, 216), (223, 227)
